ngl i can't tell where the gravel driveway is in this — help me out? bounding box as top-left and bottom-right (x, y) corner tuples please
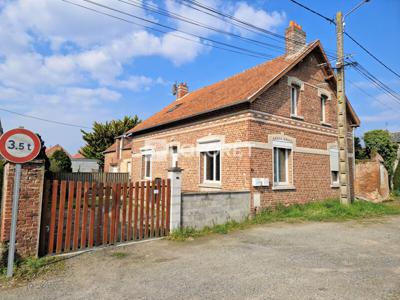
(2, 217), (400, 300)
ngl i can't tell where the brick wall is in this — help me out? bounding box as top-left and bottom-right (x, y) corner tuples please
(0, 160), (45, 258)
(355, 155), (389, 202)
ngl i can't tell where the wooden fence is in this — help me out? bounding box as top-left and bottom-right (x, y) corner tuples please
(40, 179), (170, 256)
(49, 172), (130, 184)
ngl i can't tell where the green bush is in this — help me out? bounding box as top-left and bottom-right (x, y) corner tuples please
(394, 163), (400, 192)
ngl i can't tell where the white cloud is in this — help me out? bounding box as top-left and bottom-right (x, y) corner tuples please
(233, 2), (286, 36)
(0, 0), (288, 152)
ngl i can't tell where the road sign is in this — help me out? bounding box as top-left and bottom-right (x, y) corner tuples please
(0, 128), (41, 163)
(0, 128), (41, 277)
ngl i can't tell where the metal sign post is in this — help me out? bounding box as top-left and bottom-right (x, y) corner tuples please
(6, 163), (21, 278)
(0, 128), (41, 278)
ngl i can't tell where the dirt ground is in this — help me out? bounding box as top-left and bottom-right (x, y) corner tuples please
(2, 217), (400, 300)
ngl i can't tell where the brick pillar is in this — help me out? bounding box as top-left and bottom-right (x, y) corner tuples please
(0, 160), (45, 258)
(168, 167), (182, 230)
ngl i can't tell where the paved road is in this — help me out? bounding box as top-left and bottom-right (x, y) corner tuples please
(2, 217), (400, 300)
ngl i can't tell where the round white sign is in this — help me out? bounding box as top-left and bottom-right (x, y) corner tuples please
(4, 133), (36, 158)
(0, 128), (41, 163)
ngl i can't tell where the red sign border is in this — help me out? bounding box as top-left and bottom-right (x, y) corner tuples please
(0, 128), (41, 164)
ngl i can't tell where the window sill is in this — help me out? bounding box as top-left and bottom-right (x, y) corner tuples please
(320, 121), (332, 127)
(331, 184), (340, 188)
(199, 182), (222, 189)
(272, 185), (296, 191)
(290, 114), (304, 121)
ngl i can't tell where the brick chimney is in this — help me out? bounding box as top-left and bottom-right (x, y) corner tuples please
(285, 21), (306, 55)
(172, 82), (189, 99)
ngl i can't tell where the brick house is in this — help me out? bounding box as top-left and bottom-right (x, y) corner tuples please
(104, 22), (360, 210)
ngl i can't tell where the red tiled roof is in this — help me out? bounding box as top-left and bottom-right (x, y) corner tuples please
(128, 41), (359, 134)
(71, 153), (84, 159)
(46, 144), (70, 157)
(104, 142), (116, 153)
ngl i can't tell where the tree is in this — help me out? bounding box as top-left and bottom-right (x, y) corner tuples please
(364, 130), (398, 179)
(394, 163), (400, 191)
(80, 115), (141, 168)
(354, 136), (367, 160)
(49, 149), (72, 172)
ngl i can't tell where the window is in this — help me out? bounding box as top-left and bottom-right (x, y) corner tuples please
(291, 85), (299, 115)
(321, 95), (327, 122)
(110, 166), (118, 173)
(142, 154), (152, 179)
(274, 148), (289, 185)
(170, 146), (178, 168)
(331, 171), (339, 185)
(202, 151), (221, 182)
(127, 161), (132, 175)
(330, 148), (339, 186)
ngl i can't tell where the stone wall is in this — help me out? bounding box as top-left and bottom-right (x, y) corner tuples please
(181, 191), (250, 229)
(0, 160), (45, 258)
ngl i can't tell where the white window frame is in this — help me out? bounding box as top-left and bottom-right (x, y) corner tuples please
(127, 161), (132, 176)
(110, 165), (118, 173)
(273, 147), (289, 186)
(143, 154), (152, 180)
(170, 146), (178, 168)
(329, 147), (339, 186)
(291, 85), (299, 116)
(202, 150), (221, 184)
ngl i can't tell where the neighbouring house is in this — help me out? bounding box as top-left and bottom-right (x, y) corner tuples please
(355, 153), (389, 202)
(104, 137), (132, 173)
(46, 144), (99, 173)
(71, 153), (100, 173)
(45, 144), (69, 157)
(104, 21), (360, 211)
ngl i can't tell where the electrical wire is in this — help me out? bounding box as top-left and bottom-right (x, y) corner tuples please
(62, 0), (271, 59)
(0, 107), (91, 129)
(344, 32), (400, 80)
(78, 0), (275, 59)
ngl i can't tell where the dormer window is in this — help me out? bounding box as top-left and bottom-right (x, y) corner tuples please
(291, 84), (300, 116)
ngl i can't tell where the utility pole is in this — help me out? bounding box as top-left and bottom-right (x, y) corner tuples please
(335, 1), (370, 205)
(335, 11), (350, 205)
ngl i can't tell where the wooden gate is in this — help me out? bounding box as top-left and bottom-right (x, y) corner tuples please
(40, 179), (170, 256)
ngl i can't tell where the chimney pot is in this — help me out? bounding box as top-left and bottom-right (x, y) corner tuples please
(285, 21), (306, 56)
(175, 82), (189, 99)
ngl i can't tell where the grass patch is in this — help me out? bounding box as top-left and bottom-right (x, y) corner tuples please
(110, 252), (128, 259)
(169, 199), (400, 241)
(0, 256), (65, 286)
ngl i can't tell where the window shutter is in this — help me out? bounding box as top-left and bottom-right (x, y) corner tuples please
(330, 148), (339, 172)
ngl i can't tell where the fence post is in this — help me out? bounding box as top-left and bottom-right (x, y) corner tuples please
(167, 167), (183, 231)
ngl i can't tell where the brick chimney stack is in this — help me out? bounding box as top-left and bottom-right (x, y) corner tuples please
(285, 21), (306, 55)
(173, 82), (189, 99)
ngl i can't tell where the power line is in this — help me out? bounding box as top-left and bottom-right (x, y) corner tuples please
(287, 0), (335, 24)
(347, 78), (400, 112)
(78, 0), (275, 59)
(344, 32), (400, 80)
(62, 0), (270, 59)
(119, 0), (286, 53)
(181, 0), (339, 59)
(0, 107), (91, 129)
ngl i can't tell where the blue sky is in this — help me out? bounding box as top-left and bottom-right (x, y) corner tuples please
(0, 0), (399, 153)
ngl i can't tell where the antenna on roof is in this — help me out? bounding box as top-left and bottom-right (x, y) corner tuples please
(172, 82), (177, 96)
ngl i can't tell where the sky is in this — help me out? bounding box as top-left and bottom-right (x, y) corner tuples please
(0, 0), (399, 153)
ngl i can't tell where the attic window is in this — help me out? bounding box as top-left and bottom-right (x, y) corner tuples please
(167, 103), (182, 113)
